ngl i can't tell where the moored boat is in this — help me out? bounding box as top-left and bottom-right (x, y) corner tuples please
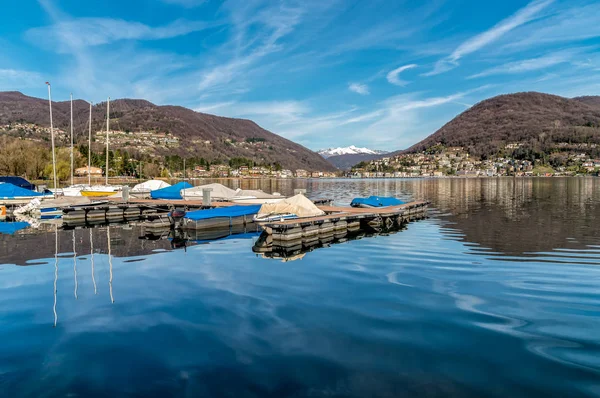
(182, 183), (286, 204)
(254, 194), (324, 222)
(80, 185), (120, 197)
(350, 196), (405, 208)
(0, 183), (52, 205)
(50, 184), (90, 197)
(131, 180), (171, 198)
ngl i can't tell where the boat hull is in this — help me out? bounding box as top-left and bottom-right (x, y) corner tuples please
(80, 191), (117, 197)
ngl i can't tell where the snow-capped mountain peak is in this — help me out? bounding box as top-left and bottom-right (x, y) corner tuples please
(318, 145), (388, 158)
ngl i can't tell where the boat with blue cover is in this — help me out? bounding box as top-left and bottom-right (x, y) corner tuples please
(181, 204), (262, 230)
(0, 183), (50, 205)
(0, 177), (37, 191)
(350, 196), (405, 208)
(151, 182), (193, 200)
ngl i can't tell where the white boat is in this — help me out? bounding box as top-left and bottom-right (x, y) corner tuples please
(80, 185), (120, 197)
(181, 183), (286, 204)
(50, 184), (90, 197)
(230, 190), (285, 204)
(253, 213), (298, 222)
(14, 196), (102, 219)
(130, 180), (171, 198)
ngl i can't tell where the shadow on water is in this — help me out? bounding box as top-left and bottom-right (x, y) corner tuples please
(252, 215), (426, 262)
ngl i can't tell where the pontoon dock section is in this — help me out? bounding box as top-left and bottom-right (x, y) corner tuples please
(260, 201), (430, 241)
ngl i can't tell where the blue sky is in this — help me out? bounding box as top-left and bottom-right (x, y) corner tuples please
(1, 0), (599, 151)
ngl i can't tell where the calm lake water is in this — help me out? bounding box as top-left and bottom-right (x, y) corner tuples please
(1, 178), (599, 397)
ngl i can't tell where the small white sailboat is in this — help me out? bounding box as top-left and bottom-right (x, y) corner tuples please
(81, 97), (121, 197)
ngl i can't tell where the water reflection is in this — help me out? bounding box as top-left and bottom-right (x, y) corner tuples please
(0, 178), (599, 397)
(200, 177), (600, 255)
(73, 230), (78, 300)
(53, 224), (58, 327)
(90, 228), (97, 295)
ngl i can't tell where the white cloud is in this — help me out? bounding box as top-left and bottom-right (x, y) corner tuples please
(194, 102), (237, 113)
(341, 110), (383, 124)
(195, 1), (305, 94)
(386, 64), (417, 86)
(468, 52), (572, 79)
(348, 83), (369, 95)
(505, 3), (600, 49)
(26, 18), (217, 51)
(0, 69), (43, 89)
(195, 100), (309, 124)
(384, 92), (469, 112)
(424, 0), (553, 76)
(161, 0), (207, 7)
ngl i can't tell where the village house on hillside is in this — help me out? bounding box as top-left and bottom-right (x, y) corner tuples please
(75, 166), (103, 176)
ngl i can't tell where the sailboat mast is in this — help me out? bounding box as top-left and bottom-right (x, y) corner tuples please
(88, 101), (92, 186)
(106, 97), (110, 185)
(46, 82), (58, 190)
(70, 93), (74, 186)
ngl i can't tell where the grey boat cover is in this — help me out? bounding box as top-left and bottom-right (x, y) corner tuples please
(182, 183), (239, 199)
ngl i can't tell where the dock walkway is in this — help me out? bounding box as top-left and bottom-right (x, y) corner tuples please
(262, 201), (430, 234)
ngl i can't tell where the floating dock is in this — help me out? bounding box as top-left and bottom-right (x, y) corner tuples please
(261, 201), (430, 239)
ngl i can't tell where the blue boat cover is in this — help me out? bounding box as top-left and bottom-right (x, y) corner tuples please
(150, 182), (193, 200)
(0, 183), (43, 199)
(0, 176), (35, 191)
(0, 222), (30, 235)
(350, 196), (404, 207)
(184, 205), (261, 221)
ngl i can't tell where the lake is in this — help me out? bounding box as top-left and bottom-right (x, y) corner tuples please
(1, 177), (599, 397)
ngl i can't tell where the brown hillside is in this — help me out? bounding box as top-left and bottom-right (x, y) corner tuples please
(406, 92), (600, 158)
(573, 95), (600, 108)
(0, 91), (335, 171)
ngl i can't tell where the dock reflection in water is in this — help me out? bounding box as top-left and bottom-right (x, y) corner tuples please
(0, 177), (599, 397)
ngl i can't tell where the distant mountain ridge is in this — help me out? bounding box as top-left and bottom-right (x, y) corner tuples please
(318, 145), (388, 158)
(0, 91), (335, 172)
(325, 153), (387, 170)
(404, 92), (600, 159)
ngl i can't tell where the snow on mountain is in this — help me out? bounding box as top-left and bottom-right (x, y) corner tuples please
(317, 145), (388, 158)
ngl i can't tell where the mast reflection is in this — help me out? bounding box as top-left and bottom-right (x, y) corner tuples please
(53, 224), (58, 327)
(73, 230), (78, 300)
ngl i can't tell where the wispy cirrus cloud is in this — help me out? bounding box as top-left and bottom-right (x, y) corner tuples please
(386, 64), (417, 86)
(195, 1), (305, 94)
(505, 2), (600, 49)
(424, 0), (554, 76)
(195, 100), (309, 125)
(0, 69), (43, 89)
(468, 52), (573, 79)
(340, 110), (383, 125)
(348, 83), (369, 95)
(161, 0), (207, 8)
(26, 18), (218, 51)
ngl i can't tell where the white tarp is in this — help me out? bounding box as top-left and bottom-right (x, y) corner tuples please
(257, 194), (324, 218)
(132, 180), (170, 192)
(181, 183), (239, 199)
